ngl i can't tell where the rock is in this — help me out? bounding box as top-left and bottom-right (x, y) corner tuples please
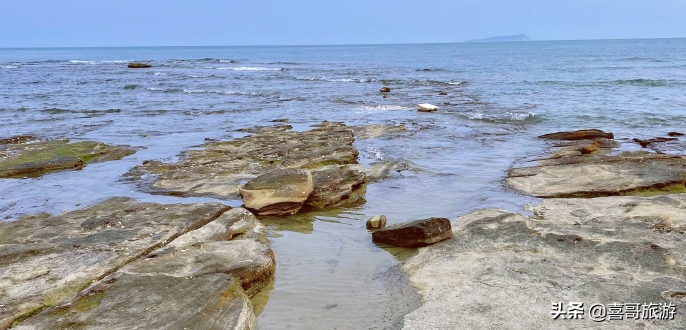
(0, 139), (136, 178)
(239, 168), (314, 216)
(271, 118), (289, 123)
(305, 166), (366, 210)
(507, 153), (686, 198)
(126, 122), (360, 199)
(380, 87), (391, 93)
(538, 129), (614, 140)
(3, 200), (273, 330)
(0, 135), (38, 145)
(633, 137), (678, 148)
(668, 132), (684, 137)
(402, 198), (686, 329)
(366, 215), (387, 229)
(352, 124), (407, 140)
(438, 91), (447, 95)
(417, 103), (438, 112)
(372, 217), (452, 248)
(127, 62), (152, 68)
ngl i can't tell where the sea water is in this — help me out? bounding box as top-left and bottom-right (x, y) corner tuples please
(1, 39), (685, 328)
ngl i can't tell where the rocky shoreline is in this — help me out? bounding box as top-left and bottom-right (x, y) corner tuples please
(2, 125), (685, 329)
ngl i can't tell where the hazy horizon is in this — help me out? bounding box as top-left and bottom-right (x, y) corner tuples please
(1, 0), (685, 48)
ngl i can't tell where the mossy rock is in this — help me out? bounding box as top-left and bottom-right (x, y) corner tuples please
(0, 140), (136, 178)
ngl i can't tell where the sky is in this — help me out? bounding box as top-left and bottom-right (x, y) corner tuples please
(1, 0), (685, 47)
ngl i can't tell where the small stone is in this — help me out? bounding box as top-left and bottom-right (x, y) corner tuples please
(417, 103), (439, 112)
(438, 91), (448, 95)
(667, 132), (684, 137)
(366, 215), (387, 229)
(372, 217), (453, 247)
(380, 87), (391, 93)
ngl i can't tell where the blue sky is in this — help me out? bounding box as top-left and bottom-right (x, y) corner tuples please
(1, 0), (685, 47)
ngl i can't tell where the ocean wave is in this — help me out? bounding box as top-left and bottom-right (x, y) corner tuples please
(189, 74), (218, 78)
(147, 87), (182, 93)
(124, 84), (139, 90)
(612, 78), (678, 87)
(295, 76), (376, 83)
(359, 105), (409, 111)
(415, 68), (444, 72)
(219, 66), (284, 71)
(69, 60), (97, 65)
(181, 89), (263, 96)
(40, 108), (121, 114)
(219, 59), (236, 63)
(154, 72), (165, 76)
(466, 111), (539, 123)
(1, 65), (18, 69)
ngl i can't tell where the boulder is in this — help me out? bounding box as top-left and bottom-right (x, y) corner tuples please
(372, 217), (452, 247)
(127, 62), (152, 68)
(239, 168), (314, 216)
(538, 129), (614, 140)
(366, 215), (387, 229)
(380, 87), (391, 93)
(305, 166), (366, 210)
(633, 137), (678, 148)
(0, 139), (136, 178)
(417, 103), (438, 112)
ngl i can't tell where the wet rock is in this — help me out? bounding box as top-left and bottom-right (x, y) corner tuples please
(239, 168), (314, 216)
(236, 124), (293, 134)
(126, 122), (360, 200)
(402, 197), (686, 329)
(0, 198), (230, 329)
(0, 135), (38, 145)
(127, 62), (152, 68)
(352, 124), (407, 140)
(305, 166), (366, 210)
(508, 153), (686, 198)
(668, 132), (684, 137)
(366, 215), (387, 229)
(380, 86), (391, 93)
(547, 139), (616, 158)
(633, 137), (678, 148)
(0, 140), (136, 178)
(438, 91), (448, 95)
(538, 129), (614, 140)
(372, 217), (452, 248)
(417, 103), (438, 112)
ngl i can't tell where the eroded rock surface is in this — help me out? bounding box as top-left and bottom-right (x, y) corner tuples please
(126, 122), (362, 200)
(403, 196), (686, 329)
(0, 139), (136, 178)
(539, 129), (614, 141)
(1, 199), (273, 330)
(239, 168), (314, 216)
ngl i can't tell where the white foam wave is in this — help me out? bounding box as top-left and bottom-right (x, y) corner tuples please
(468, 112), (537, 121)
(365, 147), (385, 161)
(220, 67), (282, 71)
(359, 105), (409, 111)
(1, 65), (18, 69)
(69, 60), (96, 64)
(154, 72), (165, 76)
(219, 59), (235, 63)
(183, 89), (207, 94)
(182, 89), (261, 96)
(448, 81), (466, 85)
(296, 76), (375, 83)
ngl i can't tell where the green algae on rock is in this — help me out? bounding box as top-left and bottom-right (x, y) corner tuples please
(1, 199), (274, 330)
(0, 138), (136, 178)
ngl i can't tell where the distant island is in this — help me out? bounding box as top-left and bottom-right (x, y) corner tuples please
(465, 34), (531, 43)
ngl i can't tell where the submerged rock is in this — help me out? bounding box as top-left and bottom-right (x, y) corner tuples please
(127, 62), (152, 68)
(402, 195), (686, 329)
(538, 129), (614, 140)
(633, 137), (678, 148)
(0, 135), (38, 145)
(2, 199), (273, 329)
(668, 132), (684, 137)
(417, 103), (438, 112)
(352, 124), (407, 140)
(239, 168), (314, 216)
(366, 215), (387, 229)
(0, 139), (136, 178)
(372, 217), (452, 247)
(126, 122), (361, 200)
(380, 86), (391, 93)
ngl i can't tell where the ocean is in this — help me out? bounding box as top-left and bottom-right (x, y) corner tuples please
(2, 38), (686, 328)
